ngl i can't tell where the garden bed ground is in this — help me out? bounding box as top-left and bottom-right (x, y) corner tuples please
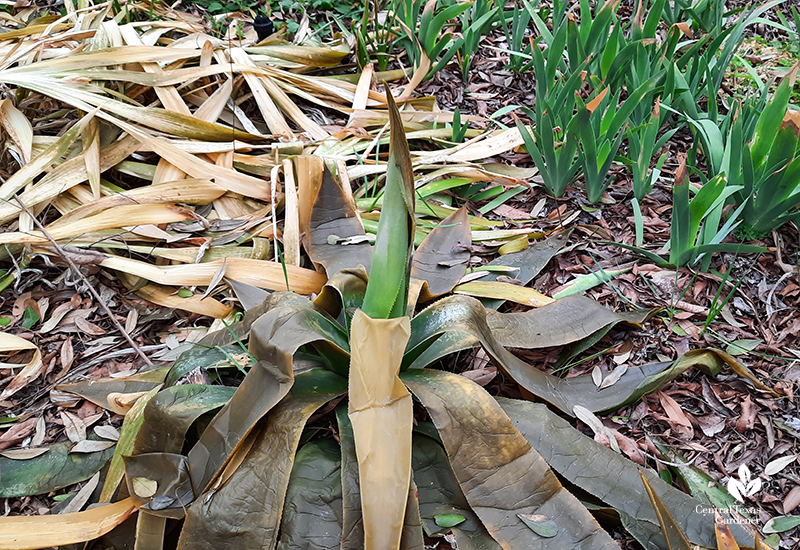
(0, 1), (799, 549)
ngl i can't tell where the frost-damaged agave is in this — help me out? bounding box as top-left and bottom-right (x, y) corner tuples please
(0, 89), (770, 550)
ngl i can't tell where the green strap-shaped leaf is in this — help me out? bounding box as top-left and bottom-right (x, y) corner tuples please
(406, 296), (753, 415)
(412, 432), (501, 550)
(751, 61), (798, 169)
(496, 397), (753, 550)
(361, 85), (415, 319)
(177, 369), (347, 550)
(277, 439), (344, 550)
(402, 369), (618, 549)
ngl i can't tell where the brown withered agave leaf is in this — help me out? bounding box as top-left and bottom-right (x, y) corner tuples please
(347, 310), (414, 550)
(278, 415), (425, 550)
(496, 398), (754, 550)
(477, 230), (571, 309)
(297, 155), (373, 276)
(174, 369), (347, 550)
(410, 206), (471, 301)
(0, 498), (136, 550)
(336, 406), (366, 549)
(57, 367), (171, 411)
(335, 408), (426, 550)
(405, 296), (767, 416)
(402, 369), (619, 549)
(123, 294), (350, 518)
(411, 431), (501, 549)
(276, 439), (345, 549)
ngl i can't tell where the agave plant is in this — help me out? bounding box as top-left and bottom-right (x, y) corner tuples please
(2, 85), (771, 550)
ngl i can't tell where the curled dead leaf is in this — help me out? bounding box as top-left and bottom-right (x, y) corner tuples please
(107, 391), (150, 415)
(0, 333), (44, 400)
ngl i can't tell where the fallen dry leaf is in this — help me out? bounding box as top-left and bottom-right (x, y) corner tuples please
(0, 417), (37, 451)
(0, 333), (44, 400)
(783, 485), (800, 514)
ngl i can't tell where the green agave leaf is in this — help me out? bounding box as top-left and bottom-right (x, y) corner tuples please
(411, 206), (471, 300)
(134, 385), (237, 455)
(407, 296), (750, 415)
(277, 439), (343, 550)
(0, 437), (115, 498)
(402, 369), (618, 549)
(496, 398), (753, 549)
(412, 431), (501, 550)
(177, 369), (347, 550)
(164, 345), (247, 387)
(362, 85), (415, 319)
(336, 406), (364, 550)
(477, 230), (570, 309)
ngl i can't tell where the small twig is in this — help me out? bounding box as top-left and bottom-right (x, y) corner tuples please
(14, 197), (154, 367)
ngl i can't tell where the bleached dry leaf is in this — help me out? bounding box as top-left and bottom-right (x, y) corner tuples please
(31, 415), (46, 447)
(592, 365), (603, 387)
(573, 405), (620, 453)
(599, 364), (628, 389)
(0, 333), (44, 400)
(94, 425), (120, 442)
(131, 477), (158, 499)
(70, 439), (116, 454)
(60, 411), (87, 443)
(106, 391), (150, 416)
(765, 455), (796, 476)
(60, 472), (101, 514)
(0, 446), (49, 460)
(0, 98), (33, 164)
